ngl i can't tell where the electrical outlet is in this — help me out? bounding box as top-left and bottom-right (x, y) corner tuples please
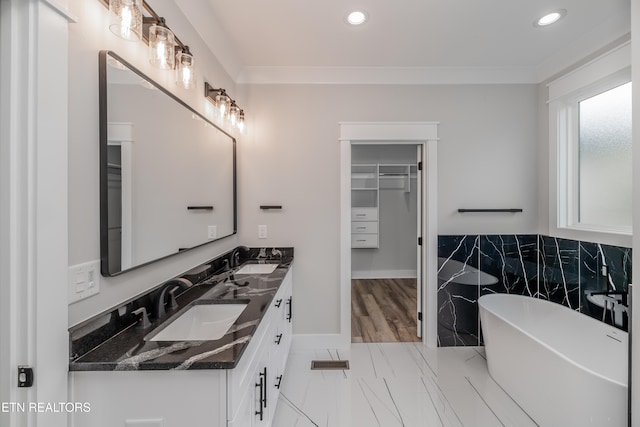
(258, 225), (268, 239)
(68, 260), (101, 304)
(207, 225), (217, 239)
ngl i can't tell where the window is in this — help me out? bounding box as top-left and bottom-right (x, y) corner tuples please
(578, 82), (632, 228)
(548, 43), (632, 246)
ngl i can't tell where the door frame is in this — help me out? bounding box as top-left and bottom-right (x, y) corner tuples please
(1, 1), (73, 426)
(339, 122), (439, 347)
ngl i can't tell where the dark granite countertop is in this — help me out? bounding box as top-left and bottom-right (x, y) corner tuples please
(69, 249), (293, 371)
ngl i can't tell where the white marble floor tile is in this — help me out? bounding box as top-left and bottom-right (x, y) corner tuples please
(273, 344), (537, 427)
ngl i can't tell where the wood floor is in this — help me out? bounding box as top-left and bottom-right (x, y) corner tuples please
(351, 278), (421, 343)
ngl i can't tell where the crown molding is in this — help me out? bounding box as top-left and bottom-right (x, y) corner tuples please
(536, 13), (630, 83)
(236, 65), (539, 85)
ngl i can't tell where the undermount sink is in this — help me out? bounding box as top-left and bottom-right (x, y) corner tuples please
(148, 303), (248, 342)
(235, 263), (278, 275)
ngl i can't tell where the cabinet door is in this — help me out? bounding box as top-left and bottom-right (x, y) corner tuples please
(228, 383), (253, 427)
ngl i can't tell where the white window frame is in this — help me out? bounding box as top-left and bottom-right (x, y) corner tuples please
(548, 42), (632, 248)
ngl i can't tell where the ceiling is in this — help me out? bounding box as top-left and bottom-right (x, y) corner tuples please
(176, 0), (630, 84)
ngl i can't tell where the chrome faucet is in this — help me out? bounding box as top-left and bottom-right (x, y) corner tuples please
(589, 290), (628, 327)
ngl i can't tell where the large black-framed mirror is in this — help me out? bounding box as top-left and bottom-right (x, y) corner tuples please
(99, 50), (237, 277)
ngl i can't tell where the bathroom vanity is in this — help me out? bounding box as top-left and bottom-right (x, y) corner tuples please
(69, 248), (293, 427)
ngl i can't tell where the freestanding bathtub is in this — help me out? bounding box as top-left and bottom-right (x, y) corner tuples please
(479, 294), (627, 426)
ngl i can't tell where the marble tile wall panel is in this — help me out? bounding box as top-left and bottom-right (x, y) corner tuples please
(438, 234), (631, 346)
(580, 242), (632, 329)
(538, 235), (580, 310)
(437, 235), (480, 347)
(479, 235), (538, 298)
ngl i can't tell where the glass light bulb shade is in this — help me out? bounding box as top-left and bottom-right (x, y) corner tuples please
(176, 52), (195, 89)
(237, 112), (245, 133)
(149, 24), (175, 69)
(229, 104), (240, 126)
(109, 0), (143, 41)
(216, 93), (230, 118)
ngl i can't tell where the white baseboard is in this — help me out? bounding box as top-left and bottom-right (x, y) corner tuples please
(291, 334), (350, 350)
(351, 269), (417, 279)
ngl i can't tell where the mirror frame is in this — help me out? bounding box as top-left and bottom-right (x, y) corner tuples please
(99, 50), (237, 277)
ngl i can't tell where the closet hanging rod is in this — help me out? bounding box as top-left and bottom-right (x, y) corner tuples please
(458, 208), (523, 213)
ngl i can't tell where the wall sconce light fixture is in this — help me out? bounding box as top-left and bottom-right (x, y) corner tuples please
(148, 18), (175, 69)
(102, 0), (197, 90)
(102, 0), (247, 129)
(237, 110), (245, 133)
(108, 0), (143, 41)
(175, 45), (195, 89)
(229, 101), (240, 126)
(215, 89), (231, 119)
(205, 82), (246, 132)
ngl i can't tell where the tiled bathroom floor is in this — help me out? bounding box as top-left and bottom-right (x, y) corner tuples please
(273, 343), (538, 427)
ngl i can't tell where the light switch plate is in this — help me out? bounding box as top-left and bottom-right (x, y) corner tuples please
(68, 260), (101, 304)
(208, 225), (217, 239)
(258, 225), (267, 239)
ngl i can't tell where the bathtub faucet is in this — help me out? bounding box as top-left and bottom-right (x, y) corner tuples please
(589, 290), (628, 327)
(588, 290), (628, 306)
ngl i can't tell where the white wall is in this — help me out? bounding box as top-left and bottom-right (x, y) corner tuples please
(237, 83), (538, 334)
(631, 0), (639, 421)
(68, 0), (241, 326)
(351, 145), (418, 278)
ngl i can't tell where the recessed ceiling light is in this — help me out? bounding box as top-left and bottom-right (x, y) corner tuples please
(535, 9), (566, 27)
(346, 10), (368, 26)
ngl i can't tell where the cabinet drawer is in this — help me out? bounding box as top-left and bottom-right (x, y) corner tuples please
(351, 208), (378, 221)
(351, 221), (378, 234)
(351, 234), (378, 248)
(227, 317), (270, 420)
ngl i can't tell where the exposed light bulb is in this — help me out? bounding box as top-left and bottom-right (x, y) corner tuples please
(120, 7), (133, 38)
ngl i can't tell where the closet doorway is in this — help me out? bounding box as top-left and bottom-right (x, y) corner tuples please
(351, 144), (422, 343)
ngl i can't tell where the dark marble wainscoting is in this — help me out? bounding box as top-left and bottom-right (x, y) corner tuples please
(579, 242), (632, 329)
(438, 234), (539, 347)
(538, 236), (581, 310)
(437, 235), (480, 346)
(437, 234), (632, 347)
(479, 235), (538, 298)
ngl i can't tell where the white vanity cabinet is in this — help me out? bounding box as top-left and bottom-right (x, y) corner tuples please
(267, 271), (293, 425)
(228, 268), (293, 426)
(70, 267), (294, 427)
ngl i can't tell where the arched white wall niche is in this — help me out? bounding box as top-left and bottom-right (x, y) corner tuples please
(339, 122), (439, 348)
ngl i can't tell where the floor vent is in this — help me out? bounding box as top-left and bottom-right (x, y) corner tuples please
(310, 360), (350, 370)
